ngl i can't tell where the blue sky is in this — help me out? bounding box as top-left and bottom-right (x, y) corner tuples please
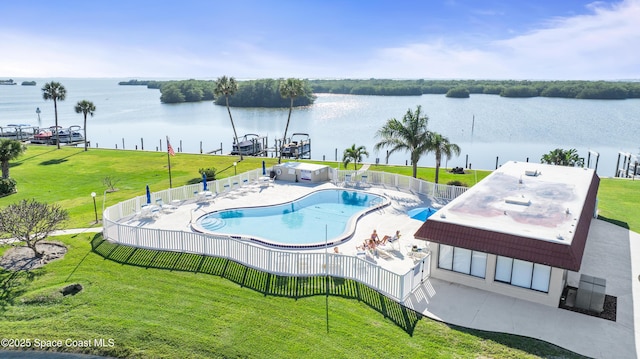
(1, 0), (638, 79)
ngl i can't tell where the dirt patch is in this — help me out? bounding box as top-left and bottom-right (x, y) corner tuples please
(0, 242), (68, 271)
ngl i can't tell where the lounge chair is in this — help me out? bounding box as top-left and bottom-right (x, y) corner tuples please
(380, 231), (401, 250)
(376, 246), (393, 259)
(358, 175), (369, 188)
(343, 174), (353, 187)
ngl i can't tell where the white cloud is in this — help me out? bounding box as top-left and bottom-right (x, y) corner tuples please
(358, 0), (640, 79)
(1, 1), (639, 80)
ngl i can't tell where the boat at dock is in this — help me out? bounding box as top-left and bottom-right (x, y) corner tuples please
(56, 125), (84, 143)
(31, 128), (54, 144)
(231, 134), (267, 156)
(30, 125), (85, 145)
(0, 124), (38, 141)
(281, 133), (311, 159)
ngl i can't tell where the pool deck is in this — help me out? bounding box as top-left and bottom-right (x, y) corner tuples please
(120, 180), (437, 275)
(118, 180), (640, 359)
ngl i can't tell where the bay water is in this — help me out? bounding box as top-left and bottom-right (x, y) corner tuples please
(1, 78), (638, 176)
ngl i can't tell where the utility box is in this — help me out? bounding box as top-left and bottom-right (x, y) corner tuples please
(575, 274), (606, 313)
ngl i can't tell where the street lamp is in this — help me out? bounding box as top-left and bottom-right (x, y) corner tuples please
(91, 192), (98, 224)
(36, 107), (41, 124)
(233, 162), (237, 175)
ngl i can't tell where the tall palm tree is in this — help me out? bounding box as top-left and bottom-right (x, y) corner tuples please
(0, 139), (27, 179)
(342, 144), (369, 170)
(214, 76), (242, 160)
(278, 78), (306, 164)
(74, 100), (96, 151)
(42, 81), (67, 149)
(374, 105), (432, 178)
(430, 132), (461, 184)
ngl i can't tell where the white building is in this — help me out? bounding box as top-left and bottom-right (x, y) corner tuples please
(414, 161), (600, 307)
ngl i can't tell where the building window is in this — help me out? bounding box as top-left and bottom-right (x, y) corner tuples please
(438, 244), (486, 278)
(438, 244), (454, 270)
(531, 264), (551, 292)
(494, 256), (551, 293)
(470, 251), (487, 278)
(453, 247), (472, 273)
(495, 256), (513, 283)
(511, 259), (533, 288)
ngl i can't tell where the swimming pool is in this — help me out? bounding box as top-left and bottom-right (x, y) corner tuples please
(192, 189), (389, 248)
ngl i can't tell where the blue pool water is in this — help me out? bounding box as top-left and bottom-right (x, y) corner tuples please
(193, 189), (388, 248)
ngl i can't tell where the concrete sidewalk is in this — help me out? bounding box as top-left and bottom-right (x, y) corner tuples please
(0, 227), (103, 246)
(404, 219), (640, 359)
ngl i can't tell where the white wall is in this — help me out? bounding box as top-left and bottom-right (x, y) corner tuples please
(429, 243), (565, 307)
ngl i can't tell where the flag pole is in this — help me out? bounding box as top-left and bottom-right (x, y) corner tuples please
(167, 136), (173, 188)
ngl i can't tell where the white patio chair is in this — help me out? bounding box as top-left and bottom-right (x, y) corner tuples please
(343, 174), (353, 187)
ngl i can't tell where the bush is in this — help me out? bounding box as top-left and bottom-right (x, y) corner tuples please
(199, 168), (217, 180)
(0, 178), (17, 196)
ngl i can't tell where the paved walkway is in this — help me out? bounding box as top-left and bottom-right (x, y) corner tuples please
(0, 227), (102, 245)
(404, 219), (640, 359)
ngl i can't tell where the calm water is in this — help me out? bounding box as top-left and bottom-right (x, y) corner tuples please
(195, 189), (385, 246)
(1, 78), (638, 175)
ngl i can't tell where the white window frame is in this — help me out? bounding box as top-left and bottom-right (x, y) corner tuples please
(439, 244), (487, 279)
(438, 244), (453, 270)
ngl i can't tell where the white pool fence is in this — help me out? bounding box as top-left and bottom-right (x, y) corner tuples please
(102, 168), (467, 302)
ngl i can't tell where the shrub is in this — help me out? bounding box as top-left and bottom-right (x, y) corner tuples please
(0, 178), (17, 196)
(199, 167), (217, 180)
(103, 175), (120, 192)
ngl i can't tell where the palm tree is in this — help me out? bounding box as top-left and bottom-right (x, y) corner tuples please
(0, 139), (27, 179)
(42, 81), (67, 149)
(278, 78), (306, 164)
(74, 100), (96, 151)
(342, 144), (369, 170)
(541, 148), (584, 167)
(214, 76), (242, 160)
(374, 105), (432, 178)
(429, 132), (461, 184)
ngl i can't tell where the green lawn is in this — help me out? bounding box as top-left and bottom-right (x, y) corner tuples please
(0, 234), (584, 358)
(595, 177), (640, 232)
(2, 145), (633, 358)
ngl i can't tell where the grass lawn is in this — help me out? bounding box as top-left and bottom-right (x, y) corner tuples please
(0, 234), (585, 358)
(1, 145), (633, 358)
(595, 177), (640, 232)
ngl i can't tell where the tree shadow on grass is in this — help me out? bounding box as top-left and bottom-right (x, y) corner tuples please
(15, 148), (58, 163)
(187, 177), (204, 185)
(0, 268), (44, 314)
(40, 158), (69, 165)
(39, 150), (84, 166)
(91, 235), (422, 335)
(597, 215), (629, 229)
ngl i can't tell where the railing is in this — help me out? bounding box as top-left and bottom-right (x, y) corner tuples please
(103, 169), (466, 302)
(331, 169), (468, 200)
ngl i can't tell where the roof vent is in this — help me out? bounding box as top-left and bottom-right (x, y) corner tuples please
(525, 170), (539, 177)
(505, 196), (531, 206)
